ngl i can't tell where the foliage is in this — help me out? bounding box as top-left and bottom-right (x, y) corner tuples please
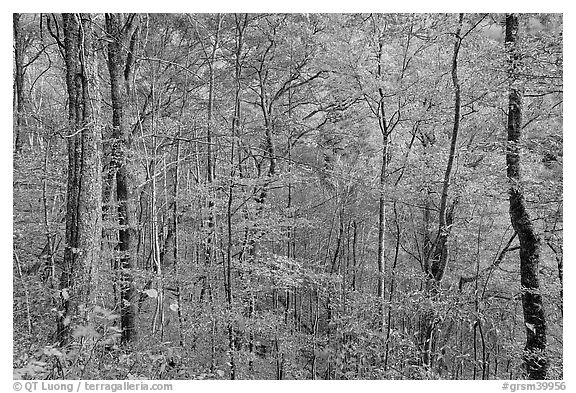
(13, 13), (562, 380)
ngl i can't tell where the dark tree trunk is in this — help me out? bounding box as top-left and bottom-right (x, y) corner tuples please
(422, 13), (463, 371)
(505, 13), (547, 380)
(431, 13), (463, 283)
(57, 13), (102, 346)
(13, 13), (26, 153)
(105, 13), (139, 344)
(376, 136), (387, 306)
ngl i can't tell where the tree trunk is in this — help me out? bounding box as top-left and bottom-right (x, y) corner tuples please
(105, 13), (139, 344)
(505, 13), (547, 380)
(384, 203), (401, 370)
(376, 38), (389, 332)
(422, 13), (463, 371)
(200, 13), (221, 310)
(13, 13), (26, 154)
(57, 13), (102, 346)
(431, 13), (463, 283)
(173, 137), (185, 346)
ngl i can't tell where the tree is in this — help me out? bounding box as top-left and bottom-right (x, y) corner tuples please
(505, 13), (547, 380)
(12, 12), (562, 381)
(104, 13), (140, 344)
(57, 13), (102, 346)
(13, 13), (33, 154)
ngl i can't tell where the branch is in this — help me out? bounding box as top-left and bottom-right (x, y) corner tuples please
(459, 232), (518, 290)
(271, 70), (328, 105)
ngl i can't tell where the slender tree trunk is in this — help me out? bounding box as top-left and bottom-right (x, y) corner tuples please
(547, 241), (562, 316)
(375, 38), (389, 332)
(351, 221), (358, 291)
(377, 142), (387, 328)
(206, 14), (221, 185)
(505, 13), (547, 380)
(221, 14), (247, 380)
(431, 13), (463, 283)
(150, 122), (164, 338)
(13, 13), (26, 154)
(255, 42), (278, 212)
(172, 137), (185, 346)
(14, 251), (33, 336)
(421, 13), (464, 371)
(384, 203), (401, 370)
(200, 13), (221, 316)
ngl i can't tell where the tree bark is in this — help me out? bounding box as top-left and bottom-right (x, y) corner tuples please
(13, 13), (26, 154)
(376, 37), (389, 332)
(505, 13), (547, 380)
(105, 13), (139, 344)
(58, 13), (102, 346)
(422, 13), (463, 371)
(431, 13), (463, 283)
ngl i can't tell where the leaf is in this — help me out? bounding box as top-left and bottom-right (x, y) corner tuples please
(72, 326), (89, 338)
(525, 323), (536, 333)
(169, 303), (179, 312)
(43, 347), (64, 358)
(144, 289), (158, 298)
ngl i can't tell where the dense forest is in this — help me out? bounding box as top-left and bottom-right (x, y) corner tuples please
(13, 13), (563, 380)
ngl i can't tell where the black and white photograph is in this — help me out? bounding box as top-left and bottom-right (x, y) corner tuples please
(11, 9), (565, 387)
